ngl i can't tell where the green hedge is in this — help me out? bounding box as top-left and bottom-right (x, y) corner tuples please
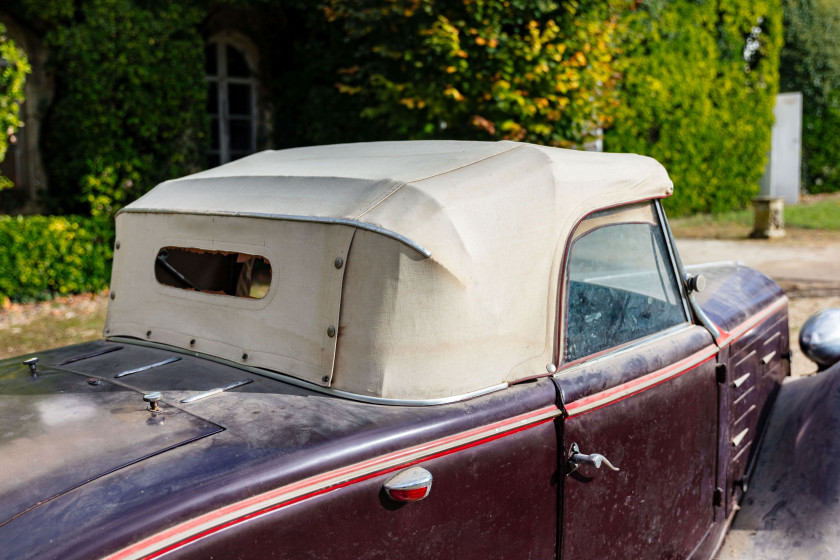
(605, 0), (782, 216)
(0, 216), (113, 303)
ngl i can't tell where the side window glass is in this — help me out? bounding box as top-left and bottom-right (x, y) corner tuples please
(564, 203), (687, 363)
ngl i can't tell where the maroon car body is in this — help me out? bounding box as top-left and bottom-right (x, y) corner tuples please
(0, 141), (833, 559)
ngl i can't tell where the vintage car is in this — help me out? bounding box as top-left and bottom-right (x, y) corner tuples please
(1, 141), (839, 559)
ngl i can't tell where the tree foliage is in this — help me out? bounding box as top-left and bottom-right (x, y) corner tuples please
(605, 0), (782, 216)
(327, 0), (627, 147)
(780, 0), (840, 193)
(35, 0), (207, 217)
(0, 23), (31, 190)
(7, 0), (785, 221)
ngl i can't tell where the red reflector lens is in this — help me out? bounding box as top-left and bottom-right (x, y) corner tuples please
(388, 486), (429, 502)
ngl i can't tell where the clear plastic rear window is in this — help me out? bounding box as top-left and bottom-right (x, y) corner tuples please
(154, 247), (271, 299)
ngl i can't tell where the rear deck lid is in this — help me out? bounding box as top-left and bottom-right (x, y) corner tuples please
(0, 361), (222, 526)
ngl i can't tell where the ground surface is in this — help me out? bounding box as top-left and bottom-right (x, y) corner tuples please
(0, 292), (108, 359)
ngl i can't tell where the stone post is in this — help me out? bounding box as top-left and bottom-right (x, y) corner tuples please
(750, 196), (785, 239)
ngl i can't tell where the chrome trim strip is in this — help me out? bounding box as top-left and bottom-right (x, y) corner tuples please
(114, 356), (181, 378)
(687, 298), (722, 343)
(655, 200), (694, 322)
(733, 372), (751, 388)
(659, 203), (723, 341)
(734, 404), (757, 427)
(733, 385), (755, 406)
(325, 383), (510, 406)
(764, 331), (782, 344)
(562, 344), (717, 417)
(761, 351), (777, 365)
(180, 379), (253, 403)
(732, 439), (752, 462)
(732, 427), (749, 447)
(58, 345), (124, 366)
(107, 337), (508, 406)
(556, 323), (695, 377)
(118, 209), (432, 258)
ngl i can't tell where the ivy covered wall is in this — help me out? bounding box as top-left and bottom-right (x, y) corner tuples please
(16, 0), (208, 217)
(0, 22), (31, 191)
(0, 0), (794, 301)
(604, 0), (783, 216)
(6, 0), (789, 219)
(325, 0), (627, 148)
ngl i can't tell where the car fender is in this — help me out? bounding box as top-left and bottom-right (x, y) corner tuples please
(718, 361), (840, 559)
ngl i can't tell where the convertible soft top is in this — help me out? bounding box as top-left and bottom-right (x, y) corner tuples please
(123, 141), (671, 258)
(107, 141), (673, 402)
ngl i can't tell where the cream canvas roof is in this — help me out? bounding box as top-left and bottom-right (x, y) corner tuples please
(123, 141), (672, 261)
(110, 141), (673, 402)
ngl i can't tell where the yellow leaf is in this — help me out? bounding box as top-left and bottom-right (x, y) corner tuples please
(444, 86), (465, 102)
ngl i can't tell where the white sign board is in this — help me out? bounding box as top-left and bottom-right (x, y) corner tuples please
(760, 92), (802, 204)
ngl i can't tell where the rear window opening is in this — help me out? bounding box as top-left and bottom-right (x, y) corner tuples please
(155, 247), (272, 299)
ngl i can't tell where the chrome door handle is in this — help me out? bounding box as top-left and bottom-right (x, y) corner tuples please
(568, 442), (620, 473)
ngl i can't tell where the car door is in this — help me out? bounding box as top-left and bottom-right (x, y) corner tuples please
(555, 201), (720, 559)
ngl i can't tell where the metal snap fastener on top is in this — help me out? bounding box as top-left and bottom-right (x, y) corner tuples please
(143, 392), (163, 412)
(23, 357), (39, 374)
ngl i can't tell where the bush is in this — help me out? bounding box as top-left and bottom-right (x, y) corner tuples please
(327, 0), (627, 147)
(0, 215), (113, 303)
(605, 0), (782, 216)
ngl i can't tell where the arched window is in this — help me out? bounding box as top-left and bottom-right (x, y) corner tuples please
(205, 39), (257, 166)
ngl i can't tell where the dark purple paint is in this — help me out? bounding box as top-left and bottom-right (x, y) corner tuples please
(722, 309), (789, 514)
(559, 326), (718, 559)
(0, 362), (222, 527)
(0, 342), (558, 560)
(558, 325), (713, 404)
(171, 421), (559, 559)
(0, 261), (793, 560)
(688, 263), (783, 333)
(718, 361), (840, 558)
